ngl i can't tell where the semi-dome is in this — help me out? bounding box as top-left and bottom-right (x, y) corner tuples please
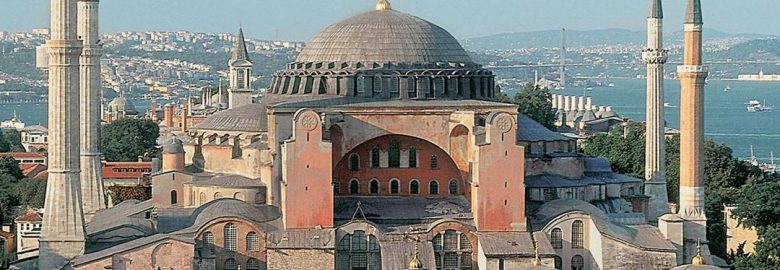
(269, 0), (496, 101)
(296, 9), (473, 65)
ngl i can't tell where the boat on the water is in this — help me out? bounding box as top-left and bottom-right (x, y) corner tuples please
(724, 84), (731, 92)
(746, 99), (774, 112)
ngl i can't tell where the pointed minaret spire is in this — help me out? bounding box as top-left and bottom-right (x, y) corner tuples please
(643, 0), (670, 222)
(685, 0), (703, 25)
(648, 0), (663, 19)
(231, 27), (250, 63)
(228, 26), (254, 109)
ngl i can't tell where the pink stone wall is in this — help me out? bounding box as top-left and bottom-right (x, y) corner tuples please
(74, 239), (194, 270)
(282, 109), (334, 228)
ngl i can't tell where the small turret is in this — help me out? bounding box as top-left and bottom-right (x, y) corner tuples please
(162, 136), (185, 172)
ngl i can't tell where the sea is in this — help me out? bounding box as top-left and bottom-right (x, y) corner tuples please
(0, 79), (778, 162)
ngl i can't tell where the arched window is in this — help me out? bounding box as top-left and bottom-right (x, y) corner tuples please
(350, 179), (360, 194)
(224, 258), (238, 270)
(233, 192), (244, 201)
(390, 179), (400, 194)
(551, 228), (563, 249)
(255, 192), (266, 205)
(247, 232), (260, 251)
(554, 256), (563, 270)
(571, 255), (584, 270)
(199, 192), (207, 205)
(371, 147), (380, 168)
(433, 230), (473, 269)
(431, 155), (438, 169)
(572, 220), (584, 249)
(430, 181), (439, 195)
(349, 153), (360, 171)
(389, 140), (400, 167)
(408, 147), (418, 168)
(214, 192), (223, 199)
(410, 180), (420, 195)
(247, 259), (261, 270)
(370, 179), (380, 194)
(449, 179), (459, 195)
(170, 190), (177, 205)
(202, 231), (214, 252)
(336, 230), (381, 270)
(224, 223), (237, 252)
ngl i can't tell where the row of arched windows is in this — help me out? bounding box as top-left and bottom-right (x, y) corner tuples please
(340, 178), (460, 195)
(348, 141), (441, 171)
(195, 191), (265, 205)
(336, 230), (381, 269)
(550, 220), (584, 250)
(551, 255), (584, 270)
(223, 258), (261, 270)
(202, 223), (261, 253)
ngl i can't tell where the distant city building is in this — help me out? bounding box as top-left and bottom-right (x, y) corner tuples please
(737, 69), (780, 81)
(104, 92), (140, 123)
(19, 125), (48, 153)
(0, 111), (25, 130)
(0, 152), (46, 165)
(723, 205), (758, 255)
(102, 161), (154, 187)
(14, 211), (42, 261)
(31, 28), (50, 36)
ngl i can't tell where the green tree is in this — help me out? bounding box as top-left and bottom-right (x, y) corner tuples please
(107, 185), (151, 205)
(101, 119), (160, 162)
(582, 123), (645, 178)
(15, 178), (47, 209)
(0, 130), (10, 153)
(512, 83), (555, 128)
(733, 225), (780, 270)
(2, 129), (26, 152)
(0, 157), (23, 180)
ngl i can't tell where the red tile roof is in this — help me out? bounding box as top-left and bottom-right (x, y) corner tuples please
(0, 152), (45, 159)
(102, 162), (152, 179)
(14, 212), (42, 222)
(19, 163), (47, 178)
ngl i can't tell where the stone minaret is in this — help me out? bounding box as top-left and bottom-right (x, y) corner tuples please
(678, 0), (711, 263)
(40, 0), (86, 268)
(228, 27), (253, 109)
(78, 0), (106, 222)
(642, 0), (670, 222)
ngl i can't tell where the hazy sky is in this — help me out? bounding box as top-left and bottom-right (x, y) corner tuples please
(2, 0), (777, 41)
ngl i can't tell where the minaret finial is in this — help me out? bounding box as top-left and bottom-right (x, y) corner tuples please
(691, 239), (705, 265)
(376, 0), (391, 11)
(408, 239), (423, 270)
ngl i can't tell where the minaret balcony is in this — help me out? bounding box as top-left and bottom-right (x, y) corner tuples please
(642, 49), (668, 64)
(677, 65), (709, 74)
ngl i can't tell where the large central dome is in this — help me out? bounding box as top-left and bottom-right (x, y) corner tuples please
(296, 9), (473, 65)
(268, 1), (495, 101)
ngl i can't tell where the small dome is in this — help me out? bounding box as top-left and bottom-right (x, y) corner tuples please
(296, 4), (473, 65)
(107, 95), (139, 115)
(162, 136), (184, 154)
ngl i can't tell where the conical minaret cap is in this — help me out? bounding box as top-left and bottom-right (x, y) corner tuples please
(685, 0), (703, 24)
(230, 27), (251, 63)
(648, 0), (663, 19)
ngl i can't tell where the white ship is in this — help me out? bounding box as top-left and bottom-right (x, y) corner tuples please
(746, 99), (774, 112)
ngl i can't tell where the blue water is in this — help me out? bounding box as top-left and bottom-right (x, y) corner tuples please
(1, 80), (778, 161)
(554, 78), (780, 161)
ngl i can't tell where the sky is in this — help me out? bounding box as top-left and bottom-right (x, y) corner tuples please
(2, 0), (778, 41)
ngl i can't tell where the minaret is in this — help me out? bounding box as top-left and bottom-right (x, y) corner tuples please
(78, 0), (106, 222)
(642, 0), (670, 222)
(40, 0), (86, 268)
(228, 27), (253, 109)
(678, 0), (710, 263)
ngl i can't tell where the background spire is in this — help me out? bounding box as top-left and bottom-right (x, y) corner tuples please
(230, 26), (250, 62)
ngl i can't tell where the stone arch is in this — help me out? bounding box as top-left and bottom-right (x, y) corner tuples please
(428, 220), (478, 269)
(449, 124), (471, 179)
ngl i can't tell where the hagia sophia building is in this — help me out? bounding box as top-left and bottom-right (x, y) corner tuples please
(26, 0), (728, 269)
